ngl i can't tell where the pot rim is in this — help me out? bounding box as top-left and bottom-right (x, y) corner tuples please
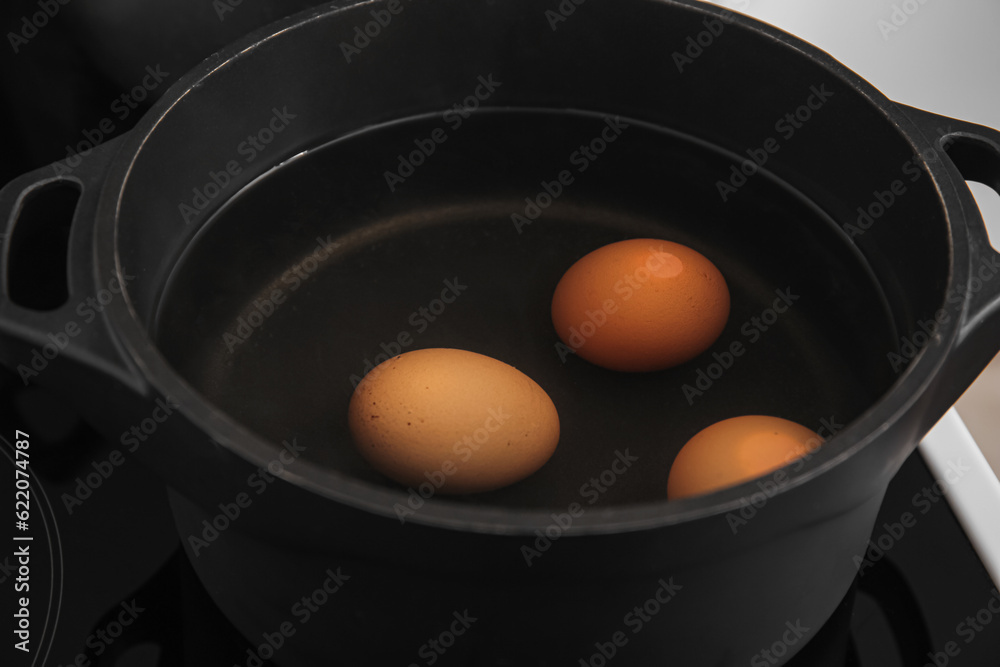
(95, 0), (968, 534)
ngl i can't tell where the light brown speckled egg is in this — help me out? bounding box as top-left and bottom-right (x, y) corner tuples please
(348, 348), (560, 494)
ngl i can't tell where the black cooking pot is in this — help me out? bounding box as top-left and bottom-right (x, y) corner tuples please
(3, 1), (1000, 664)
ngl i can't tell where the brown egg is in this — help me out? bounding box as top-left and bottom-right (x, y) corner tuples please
(348, 348), (560, 494)
(551, 238), (730, 372)
(667, 415), (822, 500)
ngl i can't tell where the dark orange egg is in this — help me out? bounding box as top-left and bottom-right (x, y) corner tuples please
(551, 238), (729, 372)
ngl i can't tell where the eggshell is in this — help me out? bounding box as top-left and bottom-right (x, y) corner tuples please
(666, 415), (822, 500)
(348, 348), (560, 494)
(551, 238), (730, 372)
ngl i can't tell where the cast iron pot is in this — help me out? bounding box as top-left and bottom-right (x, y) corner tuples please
(3, 0), (1000, 664)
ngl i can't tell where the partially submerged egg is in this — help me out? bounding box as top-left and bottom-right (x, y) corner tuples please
(667, 415), (822, 500)
(348, 348), (560, 494)
(551, 238), (730, 372)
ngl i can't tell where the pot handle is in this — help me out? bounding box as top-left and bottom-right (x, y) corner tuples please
(0, 136), (144, 393)
(899, 105), (1000, 423)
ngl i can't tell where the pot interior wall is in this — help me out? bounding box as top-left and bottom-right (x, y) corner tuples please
(152, 107), (891, 508)
(114, 0), (950, 509)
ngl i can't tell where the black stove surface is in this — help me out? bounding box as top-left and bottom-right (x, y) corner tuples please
(2, 5), (1000, 663)
(3, 374), (1000, 666)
